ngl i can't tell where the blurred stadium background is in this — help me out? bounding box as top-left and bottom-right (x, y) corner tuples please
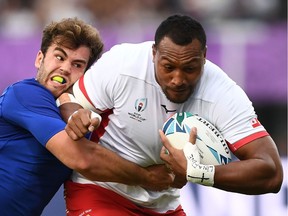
(0, 0), (286, 215)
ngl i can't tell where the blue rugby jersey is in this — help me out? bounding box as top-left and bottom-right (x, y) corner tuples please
(0, 78), (71, 215)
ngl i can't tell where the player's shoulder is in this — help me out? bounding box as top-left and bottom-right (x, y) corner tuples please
(0, 78), (57, 118)
(3, 78), (54, 106)
(95, 41), (153, 78)
(106, 41), (153, 58)
(2, 78), (40, 97)
(96, 41), (153, 66)
(198, 60), (252, 114)
(12, 78), (49, 96)
(110, 41), (153, 51)
(203, 60), (232, 82)
(201, 60), (237, 94)
(192, 59), (247, 106)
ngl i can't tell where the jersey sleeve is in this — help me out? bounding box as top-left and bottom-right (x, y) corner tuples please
(1, 81), (65, 146)
(73, 45), (124, 112)
(214, 84), (269, 152)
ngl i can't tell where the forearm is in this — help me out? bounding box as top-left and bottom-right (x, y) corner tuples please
(163, 134), (283, 194)
(59, 103), (83, 122)
(213, 158), (282, 194)
(213, 137), (283, 195)
(57, 96), (149, 185)
(78, 141), (149, 185)
(47, 132), (149, 186)
(56, 96), (172, 189)
(79, 143), (174, 190)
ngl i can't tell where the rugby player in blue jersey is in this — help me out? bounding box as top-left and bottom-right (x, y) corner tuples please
(0, 17), (174, 215)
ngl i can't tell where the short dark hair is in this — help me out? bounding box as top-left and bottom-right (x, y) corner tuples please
(154, 14), (206, 50)
(40, 17), (103, 70)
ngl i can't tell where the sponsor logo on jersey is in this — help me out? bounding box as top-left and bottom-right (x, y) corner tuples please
(161, 104), (177, 113)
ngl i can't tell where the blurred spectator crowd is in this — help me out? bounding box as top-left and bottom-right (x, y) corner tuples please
(0, 0), (286, 39)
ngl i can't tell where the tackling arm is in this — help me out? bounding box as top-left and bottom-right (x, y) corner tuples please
(53, 94), (175, 190)
(46, 129), (174, 190)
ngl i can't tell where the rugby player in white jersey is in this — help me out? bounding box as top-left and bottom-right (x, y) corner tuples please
(59, 14), (283, 216)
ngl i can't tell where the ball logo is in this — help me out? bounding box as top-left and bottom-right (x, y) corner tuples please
(162, 112), (232, 165)
(163, 112), (193, 135)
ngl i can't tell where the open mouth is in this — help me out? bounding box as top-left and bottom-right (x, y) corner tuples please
(52, 76), (66, 84)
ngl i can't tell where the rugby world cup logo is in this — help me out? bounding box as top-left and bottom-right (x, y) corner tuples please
(134, 98), (147, 112)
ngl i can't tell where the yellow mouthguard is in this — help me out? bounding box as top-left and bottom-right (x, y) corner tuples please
(52, 76), (64, 83)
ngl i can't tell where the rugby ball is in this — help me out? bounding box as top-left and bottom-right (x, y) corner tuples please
(162, 112), (232, 165)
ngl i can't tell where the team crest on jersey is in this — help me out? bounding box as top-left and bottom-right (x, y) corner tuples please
(134, 98), (147, 112)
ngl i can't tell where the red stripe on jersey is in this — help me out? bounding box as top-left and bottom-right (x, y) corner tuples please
(78, 76), (94, 107)
(229, 131), (269, 152)
(90, 109), (113, 143)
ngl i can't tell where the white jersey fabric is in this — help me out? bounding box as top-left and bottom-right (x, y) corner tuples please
(72, 41), (268, 212)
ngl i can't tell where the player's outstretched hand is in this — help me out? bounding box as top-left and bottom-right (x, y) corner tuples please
(159, 127), (198, 179)
(65, 109), (102, 140)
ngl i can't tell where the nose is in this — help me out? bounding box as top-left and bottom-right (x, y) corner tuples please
(171, 70), (185, 86)
(60, 61), (72, 74)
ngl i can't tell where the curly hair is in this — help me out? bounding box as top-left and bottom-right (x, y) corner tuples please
(40, 17), (103, 70)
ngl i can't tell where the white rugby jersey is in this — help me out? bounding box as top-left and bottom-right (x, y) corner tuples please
(72, 41), (268, 212)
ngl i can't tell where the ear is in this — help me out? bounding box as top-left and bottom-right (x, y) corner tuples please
(203, 46), (207, 64)
(35, 51), (44, 68)
(152, 44), (157, 63)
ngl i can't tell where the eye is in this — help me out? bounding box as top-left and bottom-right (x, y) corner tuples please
(56, 55), (64, 61)
(184, 67), (195, 73)
(183, 64), (202, 73)
(73, 63), (80, 68)
(164, 64), (174, 72)
(73, 63), (85, 69)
